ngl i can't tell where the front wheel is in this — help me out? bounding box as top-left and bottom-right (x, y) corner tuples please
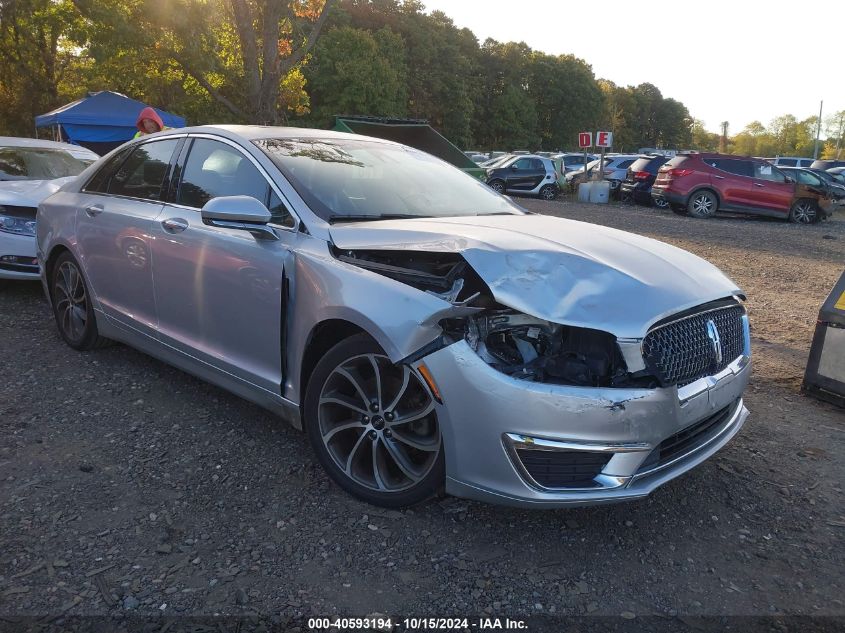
(687, 190), (718, 218)
(788, 199), (818, 224)
(488, 179), (505, 194)
(304, 335), (445, 508)
(539, 184), (558, 200)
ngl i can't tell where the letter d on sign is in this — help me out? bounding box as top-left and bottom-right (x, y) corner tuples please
(596, 131), (613, 148)
(578, 132), (592, 148)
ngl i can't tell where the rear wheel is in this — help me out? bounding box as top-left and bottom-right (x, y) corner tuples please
(687, 190), (718, 218)
(50, 252), (111, 350)
(539, 184), (558, 200)
(304, 335), (444, 508)
(653, 196), (669, 209)
(488, 179), (505, 194)
(788, 199), (818, 224)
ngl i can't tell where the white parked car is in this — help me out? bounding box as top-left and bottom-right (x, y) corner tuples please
(0, 137), (97, 283)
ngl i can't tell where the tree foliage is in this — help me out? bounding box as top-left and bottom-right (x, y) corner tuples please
(6, 0), (831, 159)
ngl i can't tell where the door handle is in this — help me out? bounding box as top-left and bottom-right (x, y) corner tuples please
(161, 217), (189, 233)
(754, 183), (765, 188)
(85, 204), (104, 217)
(713, 175), (726, 180)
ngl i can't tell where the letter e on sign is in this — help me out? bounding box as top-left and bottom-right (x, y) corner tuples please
(578, 132), (592, 148)
(596, 131), (613, 148)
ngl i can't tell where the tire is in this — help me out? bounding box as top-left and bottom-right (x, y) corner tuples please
(653, 196), (669, 209)
(788, 198), (818, 224)
(539, 184), (558, 201)
(50, 251), (111, 350)
(488, 179), (505, 194)
(687, 190), (718, 218)
(304, 334), (445, 508)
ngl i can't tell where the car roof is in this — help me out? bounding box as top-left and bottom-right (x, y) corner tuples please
(0, 136), (97, 153)
(158, 124), (393, 145)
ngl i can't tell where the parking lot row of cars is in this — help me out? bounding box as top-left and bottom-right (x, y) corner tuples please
(473, 147), (845, 224)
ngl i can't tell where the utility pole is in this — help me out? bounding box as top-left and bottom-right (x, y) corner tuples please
(813, 100), (823, 159)
(719, 121), (729, 153)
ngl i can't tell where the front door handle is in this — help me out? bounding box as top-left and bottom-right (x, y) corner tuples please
(754, 183), (765, 188)
(85, 204), (104, 217)
(713, 175), (726, 180)
(161, 217), (189, 233)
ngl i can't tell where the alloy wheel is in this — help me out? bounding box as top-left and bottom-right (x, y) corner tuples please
(53, 260), (88, 343)
(692, 193), (714, 215)
(317, 353), (441, 493)
(790, 200), (816, 224)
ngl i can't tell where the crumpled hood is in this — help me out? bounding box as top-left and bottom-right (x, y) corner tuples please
(0, 177), (76, 207)
(329, 214), (742, 339)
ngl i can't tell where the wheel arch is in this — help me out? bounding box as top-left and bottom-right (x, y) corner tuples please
(298, 318), (374, 420)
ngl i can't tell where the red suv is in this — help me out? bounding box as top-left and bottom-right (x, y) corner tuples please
(651, 153), (832, 223)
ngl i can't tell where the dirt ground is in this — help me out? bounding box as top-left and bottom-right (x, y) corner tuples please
(1, 197), (843, 630)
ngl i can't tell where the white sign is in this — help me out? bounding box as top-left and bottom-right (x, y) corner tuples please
(596, 131), (613, 148)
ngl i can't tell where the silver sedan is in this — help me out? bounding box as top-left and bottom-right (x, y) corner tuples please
(37, 126), (751, 508)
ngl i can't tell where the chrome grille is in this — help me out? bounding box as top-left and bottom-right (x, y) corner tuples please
(642, 304), (745, 386)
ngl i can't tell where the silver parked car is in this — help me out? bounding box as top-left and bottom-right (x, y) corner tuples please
(37, 126), (751, 508)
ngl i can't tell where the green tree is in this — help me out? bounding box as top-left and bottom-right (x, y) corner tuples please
(73, 0), (335, 124)
(528, 52), (602, 150)
(0, 0), (87, 135)
(303, 25), (407, 127)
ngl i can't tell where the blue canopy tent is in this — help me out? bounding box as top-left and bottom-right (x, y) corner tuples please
(35, 91), (186, 155)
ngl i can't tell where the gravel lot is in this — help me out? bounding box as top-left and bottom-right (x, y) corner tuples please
(1, 197), (843, 629)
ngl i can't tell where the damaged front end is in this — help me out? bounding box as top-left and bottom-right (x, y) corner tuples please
(334, 247), (655, 389)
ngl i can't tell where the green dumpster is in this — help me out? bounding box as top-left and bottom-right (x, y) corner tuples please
(333, 115), (485, 181)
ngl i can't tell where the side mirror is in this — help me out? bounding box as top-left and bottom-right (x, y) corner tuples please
(784, 176), (795, 184)
(201, 196), (277, 241)
(511, 165), (519, 170)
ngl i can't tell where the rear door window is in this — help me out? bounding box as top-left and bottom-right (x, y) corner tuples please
(709, 159), (753, 177)
(84, 147), (133, 193)
(106, 139), (179, 201)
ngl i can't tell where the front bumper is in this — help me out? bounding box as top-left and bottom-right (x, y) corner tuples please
(419, 338), (750, 508)
(0, 232), (39, 280)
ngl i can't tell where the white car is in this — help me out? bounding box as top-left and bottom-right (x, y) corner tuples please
(0, 137), (97, 283)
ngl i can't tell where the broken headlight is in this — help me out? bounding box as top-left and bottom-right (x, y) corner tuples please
(456, 310), (650, 388)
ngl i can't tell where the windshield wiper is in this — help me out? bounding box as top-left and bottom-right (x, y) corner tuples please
(328, 213), (432, 224)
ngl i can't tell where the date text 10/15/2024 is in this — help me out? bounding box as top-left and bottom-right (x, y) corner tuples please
(307, 617), (528, 630)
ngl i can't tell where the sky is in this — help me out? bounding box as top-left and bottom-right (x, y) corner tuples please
(422, 0), (845, 135)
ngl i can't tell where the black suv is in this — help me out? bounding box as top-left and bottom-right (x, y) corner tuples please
(619, 155), (669, 206)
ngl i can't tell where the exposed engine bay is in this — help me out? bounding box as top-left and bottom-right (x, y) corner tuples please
(335, 248), (655, 388)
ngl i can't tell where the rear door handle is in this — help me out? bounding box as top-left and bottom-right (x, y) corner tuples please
(713, 175), (726, 180)
(85, 204), (104, 217)
(161, 217), (189, 233)
(754, 183), (765, 188)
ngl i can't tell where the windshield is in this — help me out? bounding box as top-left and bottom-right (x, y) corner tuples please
(256, 138), (522, 222)
(0, 147), (89, 181)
